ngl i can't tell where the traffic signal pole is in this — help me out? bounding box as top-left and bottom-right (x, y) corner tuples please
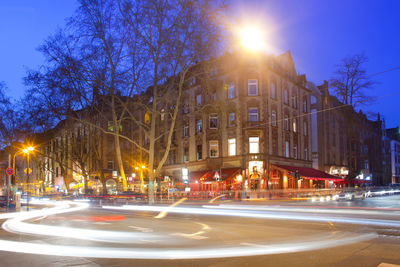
(7, 154), (11, 211)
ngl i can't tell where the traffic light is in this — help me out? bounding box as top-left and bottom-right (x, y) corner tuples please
(295, 170), (300, 180)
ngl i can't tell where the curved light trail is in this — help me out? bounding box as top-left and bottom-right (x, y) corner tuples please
(0, 201), (380, 259)
(103, 205), (400, 228)
(0, 232), (375, 259)
(2, 201), (162, 244)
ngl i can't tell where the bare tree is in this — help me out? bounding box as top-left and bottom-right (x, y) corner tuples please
(120, 0), (224, 203)
(0, 82), (27, 149)
(330, 53), (375, 107)
(24, 0), (224, 201)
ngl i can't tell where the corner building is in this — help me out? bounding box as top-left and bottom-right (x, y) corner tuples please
(160, 51), (338, 193)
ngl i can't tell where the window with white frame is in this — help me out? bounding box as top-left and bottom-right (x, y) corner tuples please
(293, 145), (298, 159)
(229, 112), (236, 127)
(210, 67), (218, 77)
(284, 89), (288, 104)
(209, 114), (218, 129)
(248, 79), (258, 96)
(271, 110), (277, 126)
(183, 125), (189, 137)
(209, 140), (219, 158)
(228, 138), (236, 156)
(285, 141), (290, 158)
(271, 82), (276, 99)
(311, 95), (317, 104)
(249, 137), (259, 154)
(183, 99), (189, 114)
(196, 94), (202, 105)
(248, 108), (259, 122)
(303, 121), (308, 136)
(364, 160), (369, 170)
(196, 120), (202, 134)
(293, 118), (297, 132)
(303, 98), (307, 112)
(228, 83), (235, 99)
(161, 109), (165, 120)
(292, 94), (297, 108)
(107, 161), (114, 169)
(284, 115), (289, 131)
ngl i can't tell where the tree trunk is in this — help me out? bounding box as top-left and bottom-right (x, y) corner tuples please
(111, 95), (128, 191)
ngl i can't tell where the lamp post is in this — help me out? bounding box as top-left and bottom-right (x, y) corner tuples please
(22, 146), (34, 211)
(135, 165), (146, 193)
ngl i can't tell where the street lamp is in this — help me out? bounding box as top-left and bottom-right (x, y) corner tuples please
(22, 146), (34, 211)
(239, 25), (266, 53)
(135, 165), (146, 193)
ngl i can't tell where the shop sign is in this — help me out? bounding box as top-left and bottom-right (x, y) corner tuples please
(248, 161), (264, 177)
(182, 168), (189, 182)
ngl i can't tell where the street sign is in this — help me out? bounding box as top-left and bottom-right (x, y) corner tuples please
(24, 168), (32, 174)
(214, 171), (220, 181)
(6, 167), (13, 176)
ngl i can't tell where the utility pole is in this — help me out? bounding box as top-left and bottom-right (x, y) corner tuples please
(7, 154), (11, 211)
(27, 152), (30, 211)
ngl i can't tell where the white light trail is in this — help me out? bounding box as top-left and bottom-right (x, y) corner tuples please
(203, 204), (400, 216)
(103, 205), (400, 228)
(2, 201), (162, 244)
(0, 233), (375, 259)
(0, 202), (380, 259)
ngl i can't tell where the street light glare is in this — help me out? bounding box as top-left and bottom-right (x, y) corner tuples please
(22, 146), (34, 154)
(240, 26), (265, 52)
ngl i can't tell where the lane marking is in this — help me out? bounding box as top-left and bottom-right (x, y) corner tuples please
(128, 226), (153, 232)
(154, 198), (187, 219)
(93, 222), (111, 225)
(209, 195), (225, 203)
(171, 222), (210, 240)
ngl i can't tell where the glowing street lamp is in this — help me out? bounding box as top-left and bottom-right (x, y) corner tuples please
(239, 25), (266, 53)
(22, 146), (34, 211)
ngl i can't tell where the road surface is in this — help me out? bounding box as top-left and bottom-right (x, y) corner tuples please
(0, 195), (399, 266)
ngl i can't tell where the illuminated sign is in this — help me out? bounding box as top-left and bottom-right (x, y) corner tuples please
(248, 161), (263, 177)
(182, 168), (189, 182)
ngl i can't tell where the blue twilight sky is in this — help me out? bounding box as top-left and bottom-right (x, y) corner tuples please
(1, 0), (400, 127)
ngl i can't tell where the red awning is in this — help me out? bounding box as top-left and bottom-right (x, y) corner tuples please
(274, 164), (343, 181)
(190, 168), (241, 183)
(334, 179), (371, 184)
(221, 168), (241, 181)
(190, 170), (213, 182)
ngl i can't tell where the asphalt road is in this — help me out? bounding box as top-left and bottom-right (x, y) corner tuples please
(0, 196), (399, 267)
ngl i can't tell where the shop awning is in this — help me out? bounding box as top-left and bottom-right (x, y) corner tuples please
(274, 164), (343, 181)
(190, 168), (241, 183)
(334, 179), (371, 184)
(190, 170), (213, 182)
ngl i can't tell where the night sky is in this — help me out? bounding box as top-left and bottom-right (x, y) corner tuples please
(1, 0), (399, 127)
